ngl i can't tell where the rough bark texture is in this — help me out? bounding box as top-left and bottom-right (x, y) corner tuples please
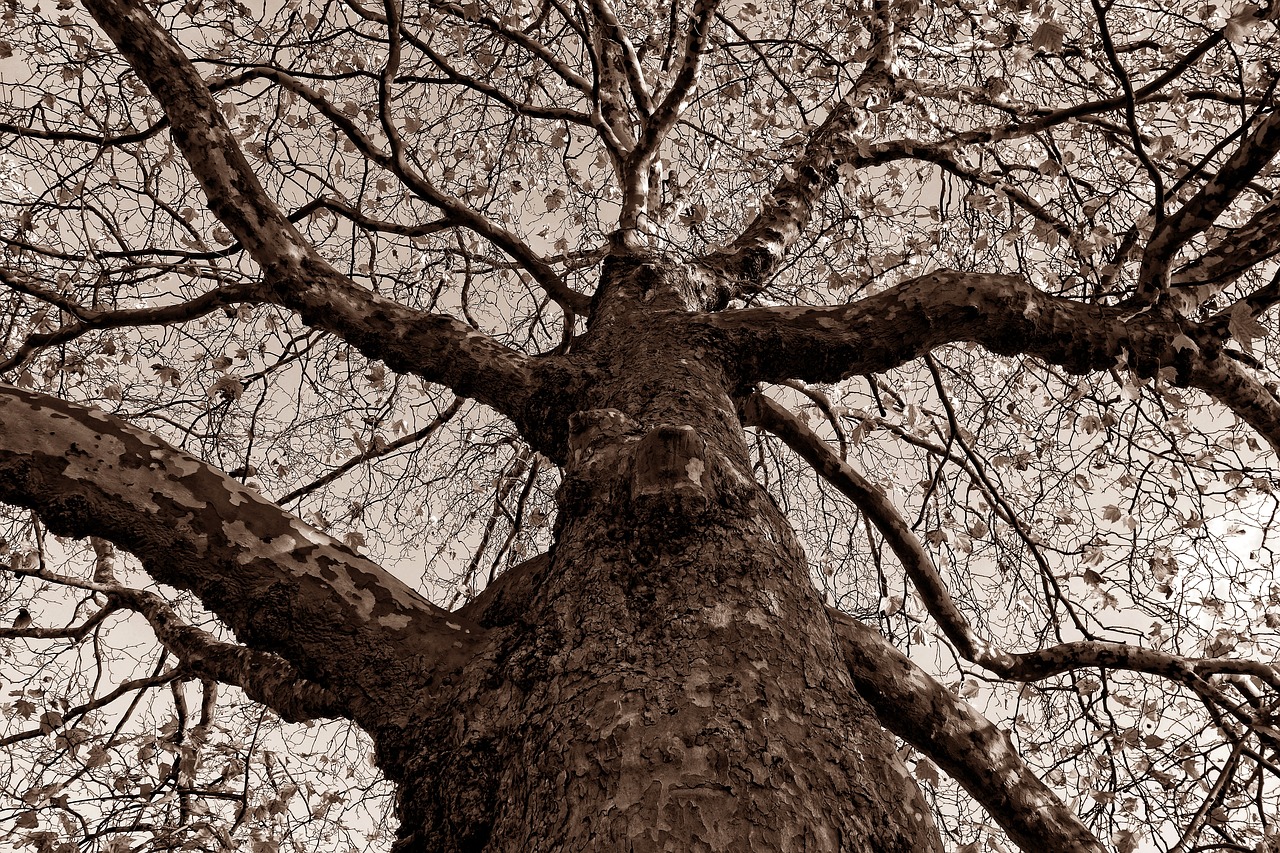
(0, 385), (480, 728)
(8, 0), (1280, 848)
(0, 252), (1124, 853)
(0, 252), (1122, 852)
(373, 255), (945, 851)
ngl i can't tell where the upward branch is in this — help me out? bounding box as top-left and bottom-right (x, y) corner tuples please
(698, 1), (899, 289)
(78, 0), (543, 423)
(615, 0), (721, 244)
(1137, 99), (1280, 302)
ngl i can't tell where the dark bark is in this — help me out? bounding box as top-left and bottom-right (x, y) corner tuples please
(0, 253), (963, 851)
(0, 385), (480, 729)
(372, 254), (947, 851)
(6, 0), (1280, 845)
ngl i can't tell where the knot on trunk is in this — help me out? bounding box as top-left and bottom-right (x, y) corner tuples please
(630, 424), (711, 516)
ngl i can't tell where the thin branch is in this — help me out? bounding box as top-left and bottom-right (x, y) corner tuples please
(0, 669), (181, 748)
(747, 390), (1280, 743)
(1091, 0), (1166, 221)
(107, 585), (349, 722)
(77, 0), (547, 423)
(0, 271), (259, 374)
(279, 397), (464, 504)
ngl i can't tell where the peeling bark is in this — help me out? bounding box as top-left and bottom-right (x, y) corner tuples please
(705, 270), (1280, 453)
(7, 1), (1280, 848)
(0, 384), (480, 729)
(830, 611), (1108, 853)
(383, 255), (946, 847)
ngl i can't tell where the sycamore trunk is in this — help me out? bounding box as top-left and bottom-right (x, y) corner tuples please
(371, 256), (945, 851)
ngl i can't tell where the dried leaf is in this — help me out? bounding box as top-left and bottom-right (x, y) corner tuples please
(1031, 20), (1066, 53)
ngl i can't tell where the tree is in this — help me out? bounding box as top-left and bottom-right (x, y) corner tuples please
(2, 0), (1280, 848)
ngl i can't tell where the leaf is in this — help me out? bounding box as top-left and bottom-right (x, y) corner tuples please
(1224, 11), (1259, 45)
(1228, 302), (1267, 354)
(1031, 20), (1066, 53)
(39, 710), (64, 733)
(1170, 333), (1199, 353)
(85, 745), (110, 769)
(206, 375), (243, 401)
(914, 760), (940, 786)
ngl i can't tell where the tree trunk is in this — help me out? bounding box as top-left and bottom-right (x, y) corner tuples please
(373, 255), (945, 852)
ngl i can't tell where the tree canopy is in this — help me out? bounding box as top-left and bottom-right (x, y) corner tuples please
(3, 0), (1280, 850)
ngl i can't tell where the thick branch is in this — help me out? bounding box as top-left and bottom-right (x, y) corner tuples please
(698, 2), (899, 287)
(752, 391), (1280, 747)
(743, 392), (979, 659)
(589, 0), (654, 117)
(0, 385), (482, 726)
(630, 0), (719, 169)
(704, 270), (1280, 453)
(1138, 103), (1280, 299)
(616, 0), (720, 242)
(830, 610), (1107, 853)
(1171, 194), (1280, 290)
(109, 585), (348, 723)
(77, 0), (549, 422)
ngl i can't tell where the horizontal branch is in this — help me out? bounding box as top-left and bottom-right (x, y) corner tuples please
(0, 269), (258, 374)
(0, 668), (180, 749)
(0, 385), (483, 727)
(5, 550), (346, 722)
(704, 269), (1280, 453)
(0, 601), (116, 641)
